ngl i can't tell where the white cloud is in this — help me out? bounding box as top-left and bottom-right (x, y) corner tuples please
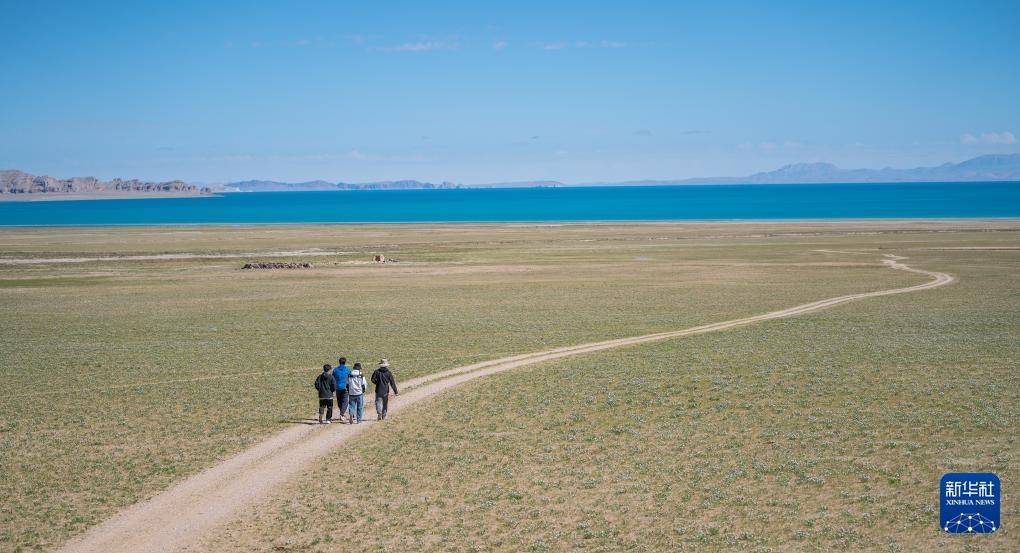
(373, 40), (459, 52)
(743, 140), (802, 151)
(492, 40), (508, 50)
(961, 131), (1016, 145)
(225, 37), (318, 50)
(982, 131), (1017, 144)
(532, 40), (627, 51)
(346, 149), (429, 163)
(535, 41), (568, 50)
(344, 34), (382, 45)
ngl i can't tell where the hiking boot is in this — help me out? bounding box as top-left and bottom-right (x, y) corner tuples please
(324, 420), (331, 424)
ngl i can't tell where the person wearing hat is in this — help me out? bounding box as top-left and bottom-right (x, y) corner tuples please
(313, 364), (337, 424)
(370, 359), (399, 421)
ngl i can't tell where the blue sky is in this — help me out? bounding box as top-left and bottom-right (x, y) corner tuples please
(1, 0), (1018, 183)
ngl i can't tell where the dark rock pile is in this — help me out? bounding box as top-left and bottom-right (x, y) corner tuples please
(241, 262), (312, 270)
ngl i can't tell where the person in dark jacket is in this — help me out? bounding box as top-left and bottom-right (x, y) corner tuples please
(314, 364), (337, 424)
(370, 359), (399, 421)
(332, 357), (351, 423)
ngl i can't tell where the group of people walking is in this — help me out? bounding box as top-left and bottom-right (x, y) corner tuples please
(313, 357), (399, 424)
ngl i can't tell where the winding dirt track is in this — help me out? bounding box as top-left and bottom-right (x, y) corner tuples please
(57, 258), (953, 553)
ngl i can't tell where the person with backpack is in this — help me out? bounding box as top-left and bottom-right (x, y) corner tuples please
(314, 364), (337, 424)
(332, 357), (351, 423)
(346, 362), (368, 424)
(370, 359), (399, 421)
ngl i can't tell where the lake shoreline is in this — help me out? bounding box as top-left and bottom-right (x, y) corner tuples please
(2, 216), (1020, 229)
(1, 219), (1018, 232)
(0, 192), (216, 202)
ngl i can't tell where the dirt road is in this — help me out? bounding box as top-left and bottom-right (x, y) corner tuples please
(56, 257), (953, 553)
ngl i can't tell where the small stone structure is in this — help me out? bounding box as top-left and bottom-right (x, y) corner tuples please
(241, 262), (312, 270)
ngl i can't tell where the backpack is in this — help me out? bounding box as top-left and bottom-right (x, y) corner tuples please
(348, 372), (366, 395)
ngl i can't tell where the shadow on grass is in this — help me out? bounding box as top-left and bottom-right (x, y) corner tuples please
(278, 418), (321, 426)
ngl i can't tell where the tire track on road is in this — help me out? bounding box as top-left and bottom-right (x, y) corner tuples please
(57, 257), (953, 553)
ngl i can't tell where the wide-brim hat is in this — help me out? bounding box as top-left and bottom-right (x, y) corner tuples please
(379, 359), (390, 368)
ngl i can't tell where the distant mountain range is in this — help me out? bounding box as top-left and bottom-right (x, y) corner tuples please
(0, 170), (211, 197)
(219, 179), (565, 192)
(216, 154), (1020, 191)
(223, 179), (461, 192)
(621, 153), (1020, 186)
(3, 154), (1018, 200)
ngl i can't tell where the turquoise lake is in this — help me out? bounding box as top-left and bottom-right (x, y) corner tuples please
(0, 182), (1018, 225)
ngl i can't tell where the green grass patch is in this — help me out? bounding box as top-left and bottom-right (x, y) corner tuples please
(202, 249), (1018, 551)
(0, 221), (1017, 551)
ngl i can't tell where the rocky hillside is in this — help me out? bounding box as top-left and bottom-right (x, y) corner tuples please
(730, 154), (1020, 184)
(0, 170), (211, 196)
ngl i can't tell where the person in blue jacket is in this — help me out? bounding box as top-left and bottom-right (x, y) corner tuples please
(332, 357), (351, 423)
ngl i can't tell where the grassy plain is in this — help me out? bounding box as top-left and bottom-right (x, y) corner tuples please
(0, 221), (1016, 551)
(202, 239), (1019, 552)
